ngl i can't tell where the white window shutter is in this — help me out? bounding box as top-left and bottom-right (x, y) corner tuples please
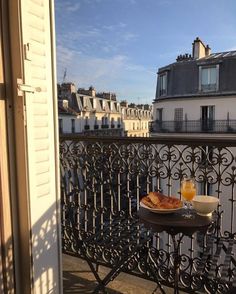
(19, 0), (61, 293)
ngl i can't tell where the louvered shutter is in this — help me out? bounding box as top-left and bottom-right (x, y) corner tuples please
(19, 0), (61, 292)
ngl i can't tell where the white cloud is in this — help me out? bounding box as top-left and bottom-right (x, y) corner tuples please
(226, 46), (236, 51)
(123, 32), (138, 41)
(56, 1), (80, 13)
(57, 45), (127, 84)
(67, 3), (81, 12)
(102, 22), (127, 31)
(124, 63), (156, 75)
(119, 22), (127, 28)
(56, 44), (156, 102)
(56, 22), (137, 56)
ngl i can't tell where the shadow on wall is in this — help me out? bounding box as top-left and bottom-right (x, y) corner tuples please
(30, 202), (60, 293)
(1, 237), (14, 293)
(2, 201), (61, 293)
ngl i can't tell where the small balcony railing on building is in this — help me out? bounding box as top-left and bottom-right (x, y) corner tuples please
(150, 119), (236, 133)
(60, 135), (236, 293)
(101, 124), (109, 129)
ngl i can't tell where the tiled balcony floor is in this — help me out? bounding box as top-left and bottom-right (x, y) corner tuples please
(63, 254), (180, 294)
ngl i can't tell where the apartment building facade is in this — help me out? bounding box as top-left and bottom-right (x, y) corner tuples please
(58, 84), (152, 137)
(151, 37), (236, 134)
(121, 101), (152, 137)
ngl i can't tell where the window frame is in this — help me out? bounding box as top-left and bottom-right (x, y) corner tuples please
(199, 64), (219, 92)
(156, 108), (163, 122)
(174, 108), (183, 122)
(158, 72), (167, 96)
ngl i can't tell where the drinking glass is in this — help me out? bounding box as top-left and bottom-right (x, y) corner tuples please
(180, 177), (196, 218)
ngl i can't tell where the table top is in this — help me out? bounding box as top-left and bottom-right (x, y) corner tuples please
(138, 207), (214, 236)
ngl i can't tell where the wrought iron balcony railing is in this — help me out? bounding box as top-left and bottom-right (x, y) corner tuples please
(150, 119), (236, 133)
(60, 135), (236, 292)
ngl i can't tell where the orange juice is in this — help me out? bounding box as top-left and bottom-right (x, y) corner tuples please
(181, 180), (196, 201)
(181, 188), (196, 201)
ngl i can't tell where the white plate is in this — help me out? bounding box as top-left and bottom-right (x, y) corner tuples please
(140, 202), (183, 214)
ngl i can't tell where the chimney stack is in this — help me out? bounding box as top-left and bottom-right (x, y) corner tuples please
(88, 86), (96, 97)
(192, 37), (207, 59)
(205, 44), (211, 56)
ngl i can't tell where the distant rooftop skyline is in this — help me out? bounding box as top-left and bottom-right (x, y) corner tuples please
(55, 0), (236, 104)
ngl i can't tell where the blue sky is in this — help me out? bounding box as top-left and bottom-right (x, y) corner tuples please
(55, 0), (236, 104)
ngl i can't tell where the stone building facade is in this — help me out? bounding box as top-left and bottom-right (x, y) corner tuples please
(151, 37), (236, 134)
(58, 84), (152, 137)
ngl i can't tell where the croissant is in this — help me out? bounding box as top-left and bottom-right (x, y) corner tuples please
(141, 192), (182, 209)
(141, 196), (156, 208)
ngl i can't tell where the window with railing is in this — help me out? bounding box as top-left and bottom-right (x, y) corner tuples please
(174, 108), (183, 131)
(117, 117), (121, 128)
(84, 116), (89, 130)
(201, 105), (215, 131)
(111, 117), (115, 128)
(94, 116), (99, 129)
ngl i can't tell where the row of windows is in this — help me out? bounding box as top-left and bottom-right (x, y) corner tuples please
(158, 65), (219, 97)
(125, 109), (150, 118)
(130, 121), (148, 130)
(84, 116), (121, 125)
(59, 118), (122, 133)
(82, 97), (121, 112)
(156, 105), (215, 122)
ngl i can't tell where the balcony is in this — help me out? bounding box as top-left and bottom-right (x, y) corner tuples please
(150, 119), (236, 133)
(60, 135), (236, 293)
(101, 124), (109, 129)
(84, 125), (90, 130)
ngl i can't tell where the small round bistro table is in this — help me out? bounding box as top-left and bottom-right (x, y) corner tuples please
(138, 207), (215, 294)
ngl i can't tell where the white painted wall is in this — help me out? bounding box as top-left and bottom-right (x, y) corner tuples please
(153, 96), (236, 121)
(59, 114), (82, 133)
(59, 111), (124, 133)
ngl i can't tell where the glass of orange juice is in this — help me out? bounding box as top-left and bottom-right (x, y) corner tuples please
(180, 177), (196, 218)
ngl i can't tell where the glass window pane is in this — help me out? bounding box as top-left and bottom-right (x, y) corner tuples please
(159, 73), (167, 95)
(163, 75), (166, 89)
(209, 67), (216, 84)
(201, 68), (208, 85)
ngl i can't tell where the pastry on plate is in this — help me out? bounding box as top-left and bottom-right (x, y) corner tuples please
(141, 191), (182, 209)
